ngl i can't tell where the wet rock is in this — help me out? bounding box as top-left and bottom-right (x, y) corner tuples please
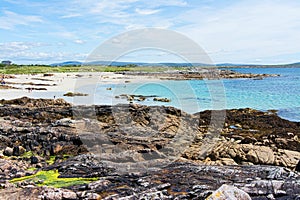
(0, 96), (71, 107)
(121, 69), (278, 80)
(43, 73), (54, 77)
(207, 184), (251, 200)
(296, 160), (300, 172)
(25, 87), (47, 91)
(153, 97), (171, 102)
(44, 154), (115, 178)
(13, 146), (26, 156)
(1, 152), (299, 199)
(0, 85), (19, 90)
(30, 156), (39, 164)
(63, 92), (88, 97)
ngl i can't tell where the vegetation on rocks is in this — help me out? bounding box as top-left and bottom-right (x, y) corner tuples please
(10, 170), (98, 188)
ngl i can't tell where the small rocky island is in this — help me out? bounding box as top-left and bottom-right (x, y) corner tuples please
(0, 97), (299, 199)
(119, 68), (279, 80)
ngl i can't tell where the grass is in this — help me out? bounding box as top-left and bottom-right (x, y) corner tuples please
(0, 64), (189, 74)
(10, 170), (98, 188)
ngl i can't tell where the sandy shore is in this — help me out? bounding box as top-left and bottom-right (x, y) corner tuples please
(0, 72), (163, 103)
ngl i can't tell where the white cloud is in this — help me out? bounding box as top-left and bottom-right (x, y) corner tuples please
(138, 0), (187, 8)
(60, 13), (82, 19)
(0, 11), (43, 30)
(3, 51), (87, 63)
(0, 42), (44, 52)
(0, 42), (83, 63)
(67, 0), (186, 27)
(88, 0), (137, 14)
(74, 39), (85, 44)
(135, 8), (160, 15)
(53, 31), (76, 39)
(3, 0), (21, 4)
(175, 1), (300, 64)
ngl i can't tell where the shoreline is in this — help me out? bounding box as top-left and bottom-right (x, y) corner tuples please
(0, 95), (298, 122)
(1, 69), (298, 123)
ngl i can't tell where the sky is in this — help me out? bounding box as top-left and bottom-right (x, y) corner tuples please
(0, 0), (300, 65)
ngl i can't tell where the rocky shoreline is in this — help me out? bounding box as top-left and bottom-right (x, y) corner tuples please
(118, 69), (279, 80)
(0, 97), (299, 199)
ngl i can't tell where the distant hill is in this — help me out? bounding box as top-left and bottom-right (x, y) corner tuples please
(51, 61), (213, 67)
(50, 61), (300, 68)
(286, 62), (300, 67)
(50, 61), (82, 66)
(216, 63), (254, 67)
(90, 61), (212, 67)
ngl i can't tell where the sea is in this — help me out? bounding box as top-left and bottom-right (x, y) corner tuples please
(19, 67), (300, 122)
(90, 67), (300, 122)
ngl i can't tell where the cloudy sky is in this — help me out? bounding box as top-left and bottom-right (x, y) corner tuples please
(0, 0), (300, 64)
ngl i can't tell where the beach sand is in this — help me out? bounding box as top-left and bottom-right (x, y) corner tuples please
(0, 72), (162, 104)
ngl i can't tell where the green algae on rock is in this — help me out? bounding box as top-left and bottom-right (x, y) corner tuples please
(10, 170), (98, 188)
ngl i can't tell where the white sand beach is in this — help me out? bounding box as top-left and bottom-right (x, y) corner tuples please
(0, 72), (163, 105)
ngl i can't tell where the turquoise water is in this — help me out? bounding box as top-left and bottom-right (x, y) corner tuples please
(97, 68), (300, 122)
(224, 68), (300, 121)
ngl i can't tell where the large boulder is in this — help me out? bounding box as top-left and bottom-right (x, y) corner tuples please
(276, 149), (300, 169)
(245, 145), (275, 165)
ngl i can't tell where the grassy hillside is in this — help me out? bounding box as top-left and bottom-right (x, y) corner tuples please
(0, 64), (179, 74)
(0, 63), (299, 74)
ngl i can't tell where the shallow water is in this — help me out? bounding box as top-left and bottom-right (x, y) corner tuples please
(92, 68), (300, 122)
(10, 68), (299, 122)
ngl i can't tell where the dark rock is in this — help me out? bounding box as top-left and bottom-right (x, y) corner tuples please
(30, 156), (39, 164)
(13, 146), (25, 156)
(63, 92), (88, 97)
(43, 73), (54, 77)
(153, 97), (171, 102)
(296, 160), (300, 172)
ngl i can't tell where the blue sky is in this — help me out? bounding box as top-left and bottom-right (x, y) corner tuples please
(0, 0), (300, 64)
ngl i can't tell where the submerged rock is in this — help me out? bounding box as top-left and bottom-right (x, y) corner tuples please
(63, 92), (88, 97)
(153, 97), (171, 102)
